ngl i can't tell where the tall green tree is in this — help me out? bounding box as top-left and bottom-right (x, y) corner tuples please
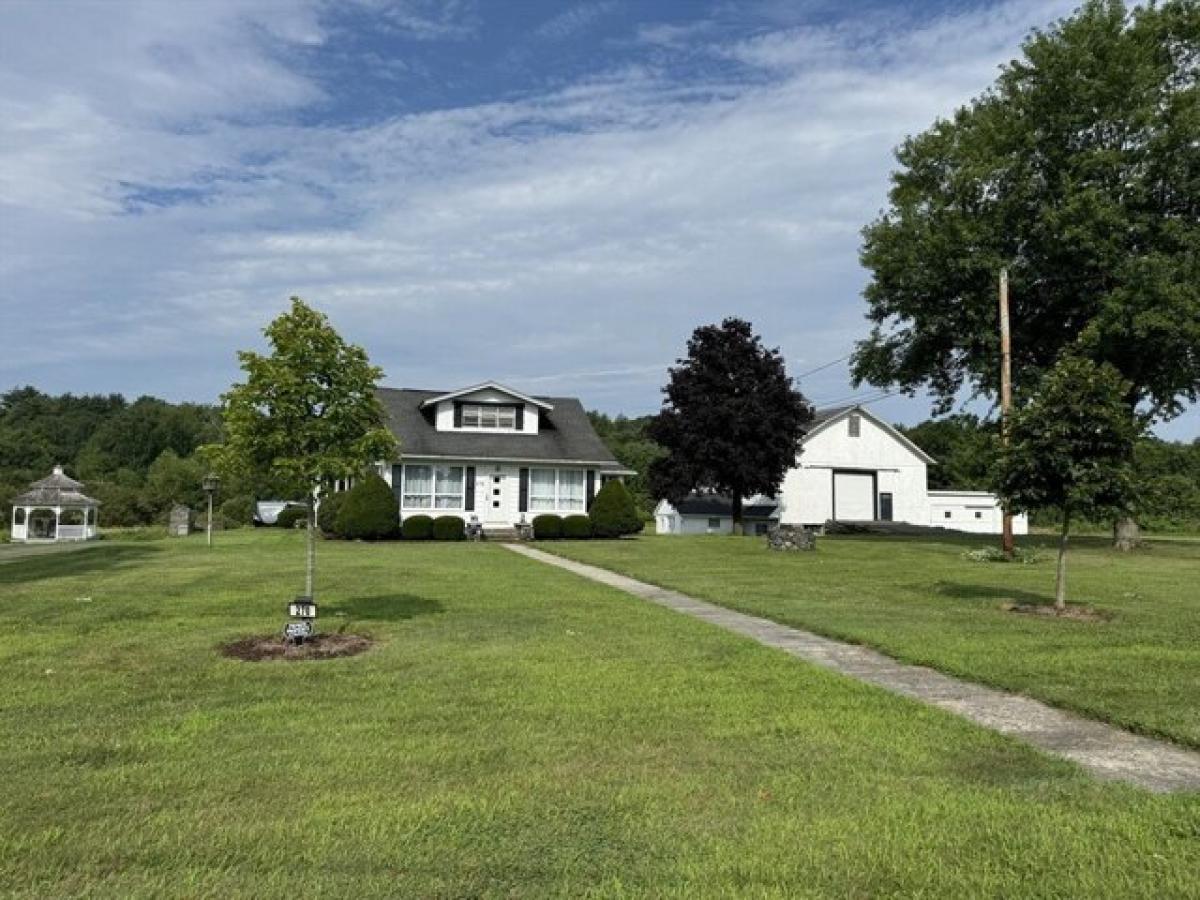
(647, 318), (812, 533)
(211, 298), (396, 601)
(897, 414), (998, 490)
(993, 357), (1141, 610)
(853, 0), (1199, 544)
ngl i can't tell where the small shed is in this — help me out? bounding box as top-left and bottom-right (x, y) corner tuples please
(10, 465), (100, 542)
(655, 494), (780, 536)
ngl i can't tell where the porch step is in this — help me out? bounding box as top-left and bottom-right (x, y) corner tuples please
(481, 527), (521, 541)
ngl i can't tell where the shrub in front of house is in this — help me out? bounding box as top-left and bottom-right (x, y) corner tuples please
(562, 514), (593, 539)
(588, 480), (643, 538)
(532, 514), (563, 540)
(335, 474), (400, 540)
(219, 495), (256, 529)
(402, 514), (434, 540)
(275, 505), (308, 530)
(433, 515), (466, 541)
(317, 491), (346, 536)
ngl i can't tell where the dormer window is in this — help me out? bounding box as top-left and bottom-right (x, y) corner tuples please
(848, 414), (861, 438)
(459, 403), (518, 430)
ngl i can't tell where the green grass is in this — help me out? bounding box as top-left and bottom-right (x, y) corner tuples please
(2, 530), (1199, 898)
(544, 533), (1200, 749)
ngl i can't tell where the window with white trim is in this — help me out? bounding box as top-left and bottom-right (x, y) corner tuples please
(848, 414), (862, 438)
(529, 468), (587, 512)
(460, 403), (517, 429)
(559, 469), (585, 512)
(434, 465), (465, 509)
(402, 464), (465, 509)
(530, 468), (557, 511)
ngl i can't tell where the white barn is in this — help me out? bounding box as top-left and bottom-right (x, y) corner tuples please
(656, 405), (1027, 536)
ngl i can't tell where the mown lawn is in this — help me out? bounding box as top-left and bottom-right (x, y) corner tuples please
(545, 532), (1200, 749)
(2, 530), (1198, 898)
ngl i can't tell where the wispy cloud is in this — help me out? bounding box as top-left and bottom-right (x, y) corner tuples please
(534, 2), (619, 41)
(6, 0), (1191, 439)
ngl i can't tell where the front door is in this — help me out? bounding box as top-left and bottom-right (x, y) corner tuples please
(482, 470), (510, 525)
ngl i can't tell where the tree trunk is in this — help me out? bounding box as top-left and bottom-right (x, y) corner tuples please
(1054, 515), (1070, 612)
(1113, 516), (1140, 552)
(731, 492), (744, 536)
(305, 493), (316, 601)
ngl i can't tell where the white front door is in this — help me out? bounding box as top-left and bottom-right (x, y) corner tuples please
(833, 471), (875, 521)
(481, 469), (511, 525)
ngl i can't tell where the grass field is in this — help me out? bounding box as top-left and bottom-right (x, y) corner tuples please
(2, 531), (1199, 897)
(546, 532), (1200, 750)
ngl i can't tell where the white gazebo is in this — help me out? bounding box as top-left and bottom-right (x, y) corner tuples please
(10, 465), (100, 542)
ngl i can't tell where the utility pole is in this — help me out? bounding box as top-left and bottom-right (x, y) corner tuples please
(999, 268), (1015, 558)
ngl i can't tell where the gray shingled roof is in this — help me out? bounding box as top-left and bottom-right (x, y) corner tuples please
(13, 466), (99, 506)
(377, 387), (625, 466)
(673, 494), (778, 518)
(807, 404), (855, 428)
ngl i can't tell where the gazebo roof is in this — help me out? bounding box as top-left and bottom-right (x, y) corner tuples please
(13, 466), (99, 507)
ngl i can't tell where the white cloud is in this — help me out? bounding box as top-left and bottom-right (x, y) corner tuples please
(3, 0), (1193, 438)
(534, 2), (618, 41)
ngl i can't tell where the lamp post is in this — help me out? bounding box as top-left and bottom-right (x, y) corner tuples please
(202, 473), (220, 548)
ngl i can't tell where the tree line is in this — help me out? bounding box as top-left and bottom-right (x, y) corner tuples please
(0, 386), (299, 528)
(4, 383), (1196, 532)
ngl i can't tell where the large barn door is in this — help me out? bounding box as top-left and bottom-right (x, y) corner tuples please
(833, 471), (876, 521)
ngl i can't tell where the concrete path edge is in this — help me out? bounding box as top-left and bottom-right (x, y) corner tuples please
(505, 543), (1200, 794)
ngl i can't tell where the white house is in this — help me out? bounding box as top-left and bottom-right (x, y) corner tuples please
(656, 405), (1027, 536)
(373, 382), (632, 534)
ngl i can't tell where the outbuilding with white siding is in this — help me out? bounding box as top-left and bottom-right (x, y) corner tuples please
(656, 404), (1026, 536)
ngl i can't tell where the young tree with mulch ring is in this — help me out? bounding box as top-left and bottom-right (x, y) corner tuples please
(210, 298), (396, 602)
(993, 356), (1142, 612)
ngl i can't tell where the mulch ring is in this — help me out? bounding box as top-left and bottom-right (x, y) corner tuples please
(220, 633), (375, 662)
(1001, 602), (1113, 623)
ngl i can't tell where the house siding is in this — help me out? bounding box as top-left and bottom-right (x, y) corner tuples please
(778, 414), (929, 526)
(384, 458), (599, 525)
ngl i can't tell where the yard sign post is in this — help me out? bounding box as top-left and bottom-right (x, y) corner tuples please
(998, 269), (1015, 558)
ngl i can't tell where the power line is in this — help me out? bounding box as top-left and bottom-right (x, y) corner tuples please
(810, 388), (901, 407)
(795, 353), (853, 380)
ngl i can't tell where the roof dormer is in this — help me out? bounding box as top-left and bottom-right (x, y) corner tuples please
(421, 382), (551, 435)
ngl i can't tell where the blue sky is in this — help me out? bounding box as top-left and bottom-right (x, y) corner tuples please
(1, 0), (1195, 439)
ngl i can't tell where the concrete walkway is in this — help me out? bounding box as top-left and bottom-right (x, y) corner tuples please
(505, 544), (1200, 794)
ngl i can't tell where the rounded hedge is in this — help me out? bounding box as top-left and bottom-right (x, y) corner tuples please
(532, 514), (563, 540)
(562, 514), (593, 539)
(317, 491), (346, 536)
(402, 514), (434, 540)
(275, 505), (308, 530)
(335, 474), (400, 540)
(433, 515), (465, 541)
(219, 495), (256, 529)
(589, 480), (643, 538)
